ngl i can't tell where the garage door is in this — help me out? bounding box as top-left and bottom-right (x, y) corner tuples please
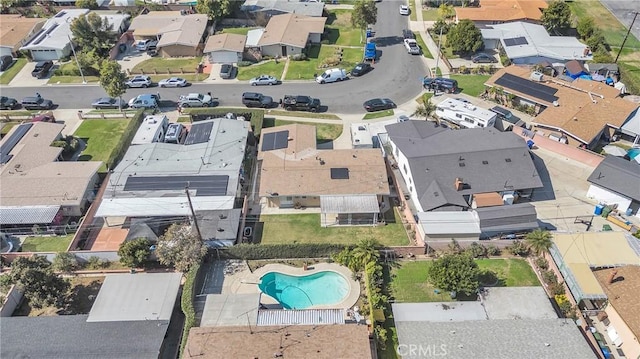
(30, 49), (60, 61)
(208, 50), (239, 64)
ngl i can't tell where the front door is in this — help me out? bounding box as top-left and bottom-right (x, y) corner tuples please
(280, 196), (294, 208)
(281, 46), (287, 56)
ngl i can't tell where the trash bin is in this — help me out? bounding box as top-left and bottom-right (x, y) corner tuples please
(118, 43), (127, 54)
(626, 207), (633, 216)
(594, 204), (604, 215)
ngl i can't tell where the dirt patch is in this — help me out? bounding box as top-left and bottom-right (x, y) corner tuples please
(13, 276), (105, 317)
(334, 12), (352, 27)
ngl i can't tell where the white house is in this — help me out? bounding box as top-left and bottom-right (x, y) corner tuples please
(435, 98), (497, 129)
(131, 115), (169, 146)
(587, 155), (640, 218)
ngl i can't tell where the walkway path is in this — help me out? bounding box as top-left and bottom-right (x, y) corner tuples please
(280, 58), (290, 82)
(410, 0), (449, 78)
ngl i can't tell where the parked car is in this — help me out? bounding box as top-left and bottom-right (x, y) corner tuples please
(471, 53), (497, 63)
(220, 64), (235, 79)
(147, 49), (159, 57)
(316, 68), (348, 84)
(397, 115), (410, 122)
(31, 60), (53, 79)
(0, 56), (14, 71)
(128, 94), (157, 109)
(282, 95), (321, 112)
(242, 92), (273, 108)
(21, 96), (54, 110)
(31, 113), (55, 122)
(159, 77), (188, 88)
(125, 75), (152, 88)
(178, 93), (215, 108)
(249, 75), (279, 86)
(92, 97), (126, 109)
(402, 29), (415, 40)
(404, 39), (420, 55)
(0, 96), (19, 110)
(364, 42), (377, 62)
(422, 77), (458, 93)
(136, 39), (158, 51)
(363, 98), (396, 112)
(399, 4), (409, 15)
(351, 63), (373, 77)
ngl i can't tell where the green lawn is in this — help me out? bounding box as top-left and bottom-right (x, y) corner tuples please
(414, 32), (433, 59)
(258, 209), (409, 246)
(408, 0), (417, 21)
(325, 10), (363, 46)
(449, 74), (491, 96)
(267, 110), (341, 120)
(285, 45), (363, 80)
(237, 60), (285, 81)
(0, 58), (27, 85)
(569, 0), (640, 51)
(264, 118), (343, 143)
(429, 32), (459, 59)
(132, 57), (202, 73)
(222, 27), (259, 35)
(73, 119), (129, 171)
(422, 9), (439, 21)
(363, 109), (394, 120)
(476, 258), (540, 287)
(21, 235), (74, 252)
(48, 76), (100, 84)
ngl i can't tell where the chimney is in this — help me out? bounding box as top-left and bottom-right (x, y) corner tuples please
(608, 270), (618, 284)
(454, 178), (463, 191)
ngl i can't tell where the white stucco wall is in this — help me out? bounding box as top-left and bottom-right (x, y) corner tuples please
(389, 138), (424, 212)
(586, 184), (632, 213)
(604, 304), (640, 359)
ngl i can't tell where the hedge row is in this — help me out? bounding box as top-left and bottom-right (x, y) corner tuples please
(179, 262), (201, 357)
(105, 109), (146, 171)
(216, 243), (348, 260)
(183, 107), (265, 137)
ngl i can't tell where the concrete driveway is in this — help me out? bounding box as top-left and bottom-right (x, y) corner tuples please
(8, 61), (51, 87)
(600, 0), (640, 44)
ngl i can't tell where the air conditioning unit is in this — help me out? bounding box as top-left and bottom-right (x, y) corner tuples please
(530, 71), (544, 82)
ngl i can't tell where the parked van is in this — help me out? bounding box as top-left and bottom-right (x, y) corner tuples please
(422, 77), (458, 93)
(242, 92), (273, 108)
(128, 94), (157, 109)
(316, 68), (348, 84)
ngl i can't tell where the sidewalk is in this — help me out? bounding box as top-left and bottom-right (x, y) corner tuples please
(410, 0), (449, 78)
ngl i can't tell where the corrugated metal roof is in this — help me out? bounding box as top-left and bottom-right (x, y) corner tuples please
(0, 205), (60, 224)
(417, 211), (480, 235)
(257, 309), (345, 326)
(320, 195), (379, 214)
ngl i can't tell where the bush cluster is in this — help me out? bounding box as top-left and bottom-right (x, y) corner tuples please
(237, 61), (254, 67)
(106, 110), (146, 171)
(218, 243), (347, 260)
(290, 54), (307, 61)
(179, 263), (200, 356)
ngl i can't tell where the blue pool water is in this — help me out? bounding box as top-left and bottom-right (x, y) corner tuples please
(258, 271), (349, 309)
(628, 148), (640, 159)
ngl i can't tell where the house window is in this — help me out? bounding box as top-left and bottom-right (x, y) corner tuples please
(403, 164), (408, 174)
(456, 113), (462, 118)
(409, 186), (413, 193)
(408, 177), (412, 185)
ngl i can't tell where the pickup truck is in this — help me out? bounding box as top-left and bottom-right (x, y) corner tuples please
(178, 93), (216, 107)
(404, 39), (420, 55)
(31, 60), (53, 79)
(282, 95), (321, 112)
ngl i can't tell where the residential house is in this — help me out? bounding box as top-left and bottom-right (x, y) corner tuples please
(485, 66), (639, 149)
(594, 266), (640, 359)
(393, 287), (596, 359)
(0, 122), (102, 230)
(204, 33), (246, 64)
(95, 118), (249, 222)
(257, 124), (390, 226)
(127, 12), (208, 57)
(480, 22), (591, 64)
(384, 121), (543, 213)
(241, 0), (326, 17)
(455, 0), (547, 27)
(0, 273), (182, 358)
(587, 155), (640, 218)
(0, 15), (45, 57)
(90, 10), (131, 35)
(258, 13), (326, 57)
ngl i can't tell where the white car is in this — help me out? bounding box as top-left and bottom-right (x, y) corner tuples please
(399, 5), (409, 15)
(125, 75), (152, 88)
(136, 39), (158, 51)
(158, 77), (188, 88)
(249, 75), (279, 86)
(404, 39), (420, 55)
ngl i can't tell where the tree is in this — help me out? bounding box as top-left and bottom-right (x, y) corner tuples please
(75, 0), (98, 9)
(427, 253), (480, 297)
(332, 238), (380, 273)
(52, 252), (78, 273)
(352, 0), (378, 39)
(437, 4), (455, 21)
(592, 47), (614, 63)
(99, 60), (127, 108)
(118, 238), (151, 268)
(196, 0), (237, 20)
(541, 0), (571, 35)
(432, 18), (450, 35)
(0, 256), (69, 309)
(525, 229), (552, 256)
(413, 96), (436, 120)
(70, 13), (115, 58)
(156, 224), (207, 273)
(577, 17), (595, 40)
(446, 19), (483, 54)
(507, 240), (530, 257)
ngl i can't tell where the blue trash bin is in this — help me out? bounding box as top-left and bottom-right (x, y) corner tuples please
(594, 204), (604, 215)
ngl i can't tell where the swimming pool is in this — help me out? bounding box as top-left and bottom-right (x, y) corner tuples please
(258, 271), (349, 309)
(627, 147), (640, 160)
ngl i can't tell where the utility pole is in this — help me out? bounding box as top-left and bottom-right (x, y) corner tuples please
(185, 186), (203, 241)
(433, 25), (444, 78)
(615, 11), (640, 63)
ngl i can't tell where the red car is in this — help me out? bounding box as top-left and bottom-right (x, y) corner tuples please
(31, 113), (55, 122)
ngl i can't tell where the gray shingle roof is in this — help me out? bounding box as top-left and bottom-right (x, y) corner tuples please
(476, 202), (539, 235)
(587, 155), (640, 201)
(419, 180), (470, 211)
(0, 315), (168, 359)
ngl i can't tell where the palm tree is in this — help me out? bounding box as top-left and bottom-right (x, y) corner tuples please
(525, 229), (553, 256)
(351, 238), (381, 272)
(413, 98), (436, 122)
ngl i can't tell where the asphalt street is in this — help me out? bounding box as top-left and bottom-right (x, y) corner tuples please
(0, 3), (426, 114)
(599, 0), (640, 44)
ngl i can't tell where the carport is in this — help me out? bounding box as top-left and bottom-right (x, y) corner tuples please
(320, 194), (380, 227)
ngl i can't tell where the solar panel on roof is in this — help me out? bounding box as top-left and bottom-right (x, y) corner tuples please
(330, 168), (349, 179)
(123, 175), (229, 196)
(261, 130), (289, 151)
(184, 121), (214, 145)
(504, 37), (528, 47)
(494, 73), (559, 103)
(0, 123), (32, 164)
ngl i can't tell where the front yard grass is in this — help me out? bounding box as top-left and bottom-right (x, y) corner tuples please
(422, 9), (439, 21)
(325, 10), (363, 47)
(0, 58), (27, 85)
(449, 74), (491, 97)
(408, 0), (417, 21)
(266, 109), (341, 120)
(73, 119), (129, 171)
(263, 118), (343, 143)
(48, 75), (100, 84)
(363, 109), (394, 120)
(258, 209), (409, 246)
(21, 235), (74, 252)
(132, 57), (202, 74)
(414, 32), (433, 59)
(285, 45), (363, 80)
(237, 60), (285, 81)
(569, 0), (640, 51)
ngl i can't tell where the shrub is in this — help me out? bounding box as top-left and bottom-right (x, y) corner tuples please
(180, 262), (200, 356)
(52, 252), (78, 273)
(486, 245), (501, 256)
(534, 256), (548, 270)
(117, 238), (151, 268)
(291, 53), (307, 61)
(237, 61), (254, 67)
(465, 242), (487, 258)
(219, 243), (348, 260)
(549, 282), (565, 296)
(86, 256), (104, 270)
(507, 240), (530, 257)
(542, 269), (558, 285)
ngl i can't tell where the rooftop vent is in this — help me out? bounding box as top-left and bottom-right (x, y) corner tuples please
(505, 158), (512, 162)
(482, 160), (488, 165)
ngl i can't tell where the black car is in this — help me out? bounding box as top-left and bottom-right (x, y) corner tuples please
(351, 63), (373, 77)
(471, 53), (497, 63)
(0, 56), (14, 71)
(0, 96), (19, 110)
(363, 98), (396, 112)
(21, 96), (54, 110)
(402, 29), (415, 40)
(242, 92), (273, 108)
(31, 60), (53, 79)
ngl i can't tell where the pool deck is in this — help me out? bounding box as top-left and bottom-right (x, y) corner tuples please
(232, 263), (361, 310)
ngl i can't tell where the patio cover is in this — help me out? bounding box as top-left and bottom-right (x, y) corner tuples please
(257, 309), (345, 326)
(320, 195), (379, 214)
(95, 196), (235, 217)
(0, 205), (60, 225)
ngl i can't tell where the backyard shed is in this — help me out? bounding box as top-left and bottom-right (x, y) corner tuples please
(416, 211), (481, 242)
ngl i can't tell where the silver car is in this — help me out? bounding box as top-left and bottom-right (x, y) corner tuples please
(249, 75), (279, 86)
(92, 97), (126, 109)
(125, 75), (152, 88)
(158, 77), (188, 88)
